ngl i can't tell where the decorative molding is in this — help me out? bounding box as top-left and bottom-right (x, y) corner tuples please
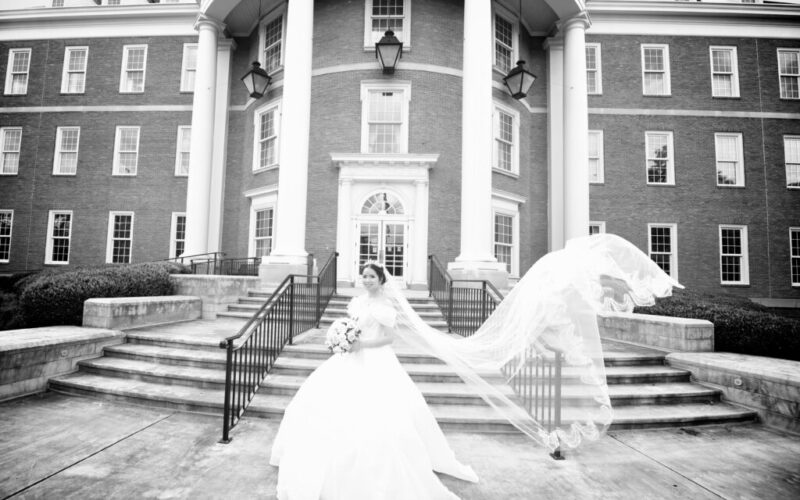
(312, 62), (462, 79)
(330, 153), (439, 169)
(243, 184), (278, 199)
(2, 105), (193, 113)
(492, 188), (527, 205)
(589, 108), (800, 120)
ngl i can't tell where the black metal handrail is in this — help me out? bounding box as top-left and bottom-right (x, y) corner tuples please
(219, 252), (338, 442)
(164, 251), (225, 265)
(191, 257), (261, 276)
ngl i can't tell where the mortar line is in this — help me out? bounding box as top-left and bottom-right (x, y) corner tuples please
(3, 412), (176, 500)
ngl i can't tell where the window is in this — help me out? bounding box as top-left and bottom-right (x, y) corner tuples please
(365, 0), (409, 48)
(586, 43), (602, 95)
(785, 135), (800, 188)
(588, 130), (604, 184)
(648, 224), (678, 280)
(261, 14), (284, 74)
(715, 133), (744, 186)
(492, 192), (523, 277)
(641, 44), (670, 96)
(0, 210), (12, 263)
(361, 82), (410, 154)
(45, 210), (72, 265)
(175, 126), (191, 176)
(253, 101), (280, 171)
(0, 127), (22, 175)
(52, 0), (64, 6)
(719, 225), (749, 285)
(170, 213), (186, 259)
(107, 212), (133, 264)
(53, 127), (80, 175)
(119, 45), (147, 93)
(180, 44), (197, 92)
(710, 46), (739, 98)
(493, 101), (520, 175)
(494, 11), (517, 74)
(107, 0), (121, 4)
(494, 213), (514, 274)
(61, 47), (88, 94)
(254, 208), (274, 257)
(791, 228), (800, 287)
(5, 48), (31, 95)
(645, 131), (674, 185)
(589, 222), (606, 235)
(113, 126), (140, 176)
(778, 49), (800, 99)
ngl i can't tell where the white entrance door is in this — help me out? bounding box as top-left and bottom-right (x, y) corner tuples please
(355, 220), (408, 284)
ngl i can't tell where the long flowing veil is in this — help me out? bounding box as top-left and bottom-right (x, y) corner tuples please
(376, 233), (682, 452)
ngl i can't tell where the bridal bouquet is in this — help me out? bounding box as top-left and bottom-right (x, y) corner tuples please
(325, 317), (361, 354)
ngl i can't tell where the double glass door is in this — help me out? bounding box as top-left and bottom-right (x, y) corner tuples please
(356, 220), (406, 281)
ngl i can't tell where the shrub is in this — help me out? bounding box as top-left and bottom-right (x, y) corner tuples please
(0, 271), (40, 331)
(18, 261), (189, 328)
(634, 289), (800, 361)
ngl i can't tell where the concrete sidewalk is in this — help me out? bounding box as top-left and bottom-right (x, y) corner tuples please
(1, 393), (798, 500)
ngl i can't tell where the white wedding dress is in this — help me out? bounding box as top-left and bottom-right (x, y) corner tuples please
(269, 294), (479, 500)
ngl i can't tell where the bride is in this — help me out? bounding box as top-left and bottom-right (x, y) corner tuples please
(269, 234), (681, 499)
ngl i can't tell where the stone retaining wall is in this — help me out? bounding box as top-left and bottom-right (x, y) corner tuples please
(83, 296), (201, 330)
(598, 312), (714, 352)
(171, 275), (262, 319)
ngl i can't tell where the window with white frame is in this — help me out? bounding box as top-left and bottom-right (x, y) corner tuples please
(648, 223), (678, 280)
(254, 208), (274, 258)
(107, 212), (133, 264)
(45, 210), (72, 265)
(494, 10), (517, 75)
(719, 225), (749, 285)
(365, 0), (409, 48)
(0, 210), (12, 263)
(113, 126), (140, 176)
(589, 221), (605, 235)
(53, 127), (80, 175)
(175, 126), (191, 176)
(361, 81), (410, 154)
(1, 127), (22, 175)
(493, 101), (520, 175)
(253, 101), (281, 171)
(170, 212), (186, 259)
(645, 131), (674, 185)
(180, 44), (197, 92)
(588, 130), (604, 183)
(52, 0), (64, 6)
(61, 47), (88, 94)
(492, 192), (523, 277)
(715, 132), (744, 186)
(494, 213), (514, 274)
(710, 46), (739, 98)
(247, 186), (277, 257)
(791, 228), (800, 286)
(785, 135), (800, 188)
(119, 45), (147, 93)
(641, 44), (670, 96)
(261, 14), (284, 74)
(5, 48), (31, 95)
(778, 48), (800, 100)
(586, 43), (602, 95)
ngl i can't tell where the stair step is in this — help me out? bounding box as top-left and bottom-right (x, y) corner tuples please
(104, 343), (227, 368)
(280, 343), (446, 364)
(77, 357), (227, 389)
(126, 332), (228, 351)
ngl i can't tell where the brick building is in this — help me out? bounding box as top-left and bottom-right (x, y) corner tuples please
(0, 0), (799, 307)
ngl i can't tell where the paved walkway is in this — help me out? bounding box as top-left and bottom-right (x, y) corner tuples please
(1, 393), (798, 499)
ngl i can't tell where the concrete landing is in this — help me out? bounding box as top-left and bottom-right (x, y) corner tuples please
(1, 392), (798, 499)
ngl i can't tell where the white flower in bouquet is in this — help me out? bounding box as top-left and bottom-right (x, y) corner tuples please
(325, 317), (361, 354)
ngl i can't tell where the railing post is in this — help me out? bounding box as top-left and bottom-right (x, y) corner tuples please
(333, 253), (338, 295)
(219, 340), (234, 443)
(447, 284), (454, 333)
(550, 350), (564, 460)
(428, 256), (432, 297)
(315, 276), (321, 328)
(289, 276), (295, 346)
(481, 281), (487, 322)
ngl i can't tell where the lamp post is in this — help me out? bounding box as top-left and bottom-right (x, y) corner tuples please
(503, 60), (537, 99)
(240, 61), (271, 99)
(375, 30), (402, 74)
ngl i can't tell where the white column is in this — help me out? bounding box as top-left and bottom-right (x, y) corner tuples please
(448, 0), (507, 288)
(259, 0), (315, 284)
(562, 16), (591, 242)
(413, 179), (429, 286)
(335, 178), (353, 284)
(544, 37), (565, 251)
(183, 15), (223, 257)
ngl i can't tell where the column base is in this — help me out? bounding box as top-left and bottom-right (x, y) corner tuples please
(446, 260), (509, 290)
(259, 254), (309, 287)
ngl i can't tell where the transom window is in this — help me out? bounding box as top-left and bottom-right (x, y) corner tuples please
(715, 133), (744, 187)
(0, 210), (12, 263)
(107, 212), (134, 264)
(170, 213), (186, 259)
(366, 0), (408, 46)
(641, 44), (670, 96)
(1, 127), (22, 175)
(785, 135), (800, 188)
(120, 44), (147, 93)
(586, 43), (602, 95)
(361, 82), (410, 154)
(254, 101), (281, 171)
(46, 210), (72, 265)
(262, 15), (284, 74)
(254, 208), (274, 257)
(719, 225), (749, 285)
(494, 213), (513, 274)
(362, 192), (404, 215)
(778, 48), (800, 100)
(493, 101), (520, 175)
(710, 46), (739, 98)
(175, 126), (191, 176)
(61, 47), (88, 94)
(5, 48), (31, 95)
(648, 224), (678, 280)
(645, 131), (674, 185)
(791, 228), (800, 286)
(588, 130), (604, 184)
(180, 44), (197, 92)
(113, 126), (140, 176)
(53, 127), (80, 175)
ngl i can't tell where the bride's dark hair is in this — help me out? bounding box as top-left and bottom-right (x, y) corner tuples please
(361, 262), (387, 284)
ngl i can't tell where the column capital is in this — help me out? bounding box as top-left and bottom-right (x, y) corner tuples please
(194, 14), (226, 34)
(542, 37), (563, 51)
(558, 13), (591, 33)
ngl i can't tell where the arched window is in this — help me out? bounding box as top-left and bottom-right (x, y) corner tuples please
(361, 192), (404, 215)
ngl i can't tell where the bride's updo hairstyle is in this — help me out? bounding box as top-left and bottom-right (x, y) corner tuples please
(361, 262), (387, 284)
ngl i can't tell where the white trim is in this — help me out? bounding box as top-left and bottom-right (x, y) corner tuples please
(588, 129), (604, 184)
(586, 43), (602, 95)
(112, 126), (140, 176)
(106, 211), (134, 264)
(60, 46), (88, 94)
(719, 224), (749, 285)
(244, 183), (279, 199)
(714, 132), (745, 187)
(492, 190), (524, 278)
(45, 210), (72, 266)
(784, 134), (800, 189)
(119, 44), (148, 94)
(492, 2), (519, 76)
(258, 4), (287, 75)
(169, 212), (186, 259)
(589, 221), (606, 235)
(589, 108), (800, 120)
(709, 45), (739, 98)
(0, 126), (22, 175)
(0, 209), (12, 263)
(179, 43), (197, 93)
(249, 192), (278, 258)
(4, 48), (31, 95)
(363, 0), (411, 50)
(778, 48), (800, 100)
(174, 125), (191, 176)
(647, 223), (678, 281)
(313, 62), (460, 78)
(1, 105), (194, 113)
(360, 80), (412, 154)
(791, 227), (800, 287)
(492, 188), (527, 206)
(252, 98), (282, 173)
(53, 126), (80, 176)
(641, 43), (671, 96)
(645, 131), (675, 186)
(492, 99), (520, 175)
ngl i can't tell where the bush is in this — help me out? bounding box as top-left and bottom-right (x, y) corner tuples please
(634, 289), (800, 361)
(0, 271), (39, 331)
(18, 261), (189, 328)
